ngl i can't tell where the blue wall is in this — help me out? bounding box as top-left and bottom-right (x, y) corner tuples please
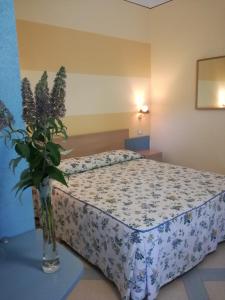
(0, 0), (34, 238)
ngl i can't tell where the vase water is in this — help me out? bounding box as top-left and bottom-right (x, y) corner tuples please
(39, 177), (60, 273)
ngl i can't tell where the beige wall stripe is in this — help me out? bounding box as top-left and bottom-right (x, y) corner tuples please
(17, 20), (151, 77)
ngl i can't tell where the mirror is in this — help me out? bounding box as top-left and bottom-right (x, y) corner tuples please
(196, 56), (225, 110)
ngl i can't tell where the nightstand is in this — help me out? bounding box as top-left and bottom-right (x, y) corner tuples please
(125, 136), (150, 151)
(138, 149), (163, 162)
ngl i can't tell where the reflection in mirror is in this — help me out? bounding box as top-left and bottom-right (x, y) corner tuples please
(196, 56), (225, 110)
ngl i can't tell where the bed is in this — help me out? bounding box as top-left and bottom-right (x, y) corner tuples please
(34, 130), (225, 300)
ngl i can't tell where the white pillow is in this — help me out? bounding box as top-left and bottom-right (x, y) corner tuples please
(60, 149), (142, 175)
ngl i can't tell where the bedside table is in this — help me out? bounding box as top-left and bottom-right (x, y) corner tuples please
(138, 149), (163, 162)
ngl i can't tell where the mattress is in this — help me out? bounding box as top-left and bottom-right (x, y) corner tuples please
(34, 151), (225, 299)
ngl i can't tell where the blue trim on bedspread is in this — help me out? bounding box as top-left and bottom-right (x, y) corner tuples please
(54, 187), (225, 234)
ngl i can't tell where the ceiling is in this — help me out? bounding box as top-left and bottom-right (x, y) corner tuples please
(124, 0), (172, 9)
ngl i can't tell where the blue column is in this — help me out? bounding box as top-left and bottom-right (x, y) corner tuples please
(0, 0), (34, 238)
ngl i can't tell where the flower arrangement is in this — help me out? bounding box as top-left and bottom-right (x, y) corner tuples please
(0, 66), (68, 273)
(0, 66), (68, 195)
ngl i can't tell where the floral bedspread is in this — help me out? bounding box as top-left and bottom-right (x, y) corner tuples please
(36, 159), (225, 299)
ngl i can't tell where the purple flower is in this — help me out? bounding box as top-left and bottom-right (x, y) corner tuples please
(35, 71), (51, 125)
(21, 78), (36, 126)
(49, 66), (66, 118)
(0, 100), (14, 131)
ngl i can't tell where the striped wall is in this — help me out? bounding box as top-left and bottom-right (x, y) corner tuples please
(16, 19), (151, 137)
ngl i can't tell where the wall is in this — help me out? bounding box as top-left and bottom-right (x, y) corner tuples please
(0, 0), (34, 238)
(15, 0), (151, 137)
(149, 0), (225, 174)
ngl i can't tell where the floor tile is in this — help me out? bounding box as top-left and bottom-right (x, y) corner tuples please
(67, 280), (120, 300)
(67, 242), (225, 300)
(158, 278), (189, 300)
(204, 281), (225, 300)
(199, 243), (225, 269)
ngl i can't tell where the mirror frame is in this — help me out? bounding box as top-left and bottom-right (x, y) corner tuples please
(195, 55), (225, 110)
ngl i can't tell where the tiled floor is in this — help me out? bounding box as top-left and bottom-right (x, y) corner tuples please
(68, 242), (225, 300)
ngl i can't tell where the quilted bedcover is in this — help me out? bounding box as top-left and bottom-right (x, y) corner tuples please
(34, 158), (225, 299)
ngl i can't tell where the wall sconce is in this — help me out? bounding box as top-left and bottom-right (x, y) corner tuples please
(139, 105), (149, 113)
(218, 89), (225, 108)
(138, 105), (149, 120)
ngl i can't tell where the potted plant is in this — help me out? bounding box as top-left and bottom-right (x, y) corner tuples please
(0, 66), (68, 273)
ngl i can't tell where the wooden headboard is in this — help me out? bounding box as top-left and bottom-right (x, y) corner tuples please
(55, 129), (129, 158)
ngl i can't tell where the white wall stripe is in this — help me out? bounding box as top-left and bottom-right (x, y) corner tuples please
(21, 70), (150, 116)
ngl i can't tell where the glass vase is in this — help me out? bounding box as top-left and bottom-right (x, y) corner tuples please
(38, 177), (60, 273)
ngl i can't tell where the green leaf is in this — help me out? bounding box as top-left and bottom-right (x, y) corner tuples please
(46, 166), (67, 186)
(12, 138), (22, 145)
(9, 157), (22, 173)
(32, 129), (45, 143)
(28, 142), (44, 166)
(20, 168), (31, 180)
(46, 142), (61, 165)
(61, 128), (68, 139)
(15, 142), (30, 159)
(56, 118), (63, 128)
(32, 170), (44, 187)
(29, 153), (44, 169)
(13, 180), (33, 199)
(13, 176), (33, 195)
(47, 118), (58, 131)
